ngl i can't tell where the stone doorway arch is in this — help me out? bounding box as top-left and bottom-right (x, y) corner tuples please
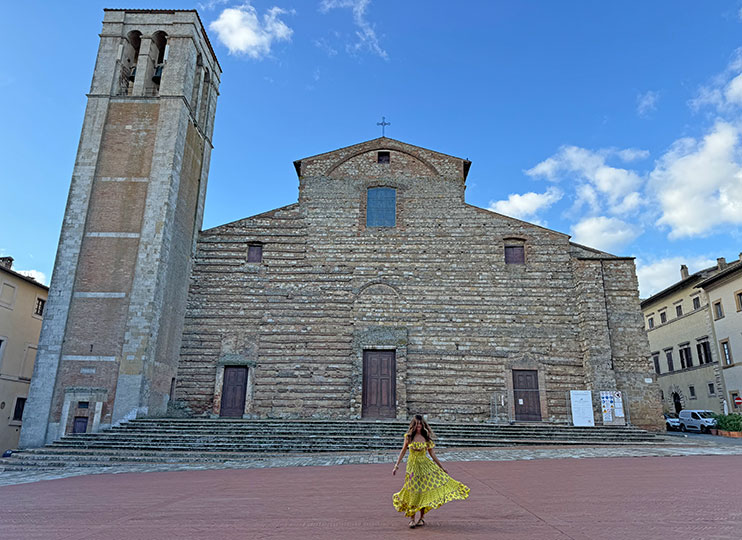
(672, 392), (682, 414)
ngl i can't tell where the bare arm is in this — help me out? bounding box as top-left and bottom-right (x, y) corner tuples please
(427, 447), (447, 474)
(392, 437), (409, 475)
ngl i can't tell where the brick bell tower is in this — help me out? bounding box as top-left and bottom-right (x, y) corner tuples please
(21, 9), (221, 447)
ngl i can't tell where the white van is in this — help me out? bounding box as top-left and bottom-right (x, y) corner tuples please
(678, 410), (717, 433)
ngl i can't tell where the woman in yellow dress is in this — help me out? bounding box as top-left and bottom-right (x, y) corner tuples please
(392, 414), (470, 528)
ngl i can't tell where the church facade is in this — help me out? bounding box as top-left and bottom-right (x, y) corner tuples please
(177, 138), (662, 430)
(21, 10), (662, 449)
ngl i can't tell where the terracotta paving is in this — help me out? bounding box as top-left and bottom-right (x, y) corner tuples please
(1, 455), (741, 539)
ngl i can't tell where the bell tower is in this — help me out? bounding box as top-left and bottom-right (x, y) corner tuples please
(21, 9), (221, 447)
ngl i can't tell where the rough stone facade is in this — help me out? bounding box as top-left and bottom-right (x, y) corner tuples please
(178, 138), (662, 430)
(20, 9), (221, 447)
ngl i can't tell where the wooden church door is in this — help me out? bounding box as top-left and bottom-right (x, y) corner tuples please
(220, 366), (248, 417)
(362, 350), (396, 418)
(513, 369), (542, 421)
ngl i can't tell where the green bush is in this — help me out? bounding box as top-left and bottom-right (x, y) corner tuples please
(714, 413), (742, 431)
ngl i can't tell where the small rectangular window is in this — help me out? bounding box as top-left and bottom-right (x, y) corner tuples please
(504, 245), (525, 265)
(377, 151), (390, 164)
(660, 311), (667, 324)
(735, 290), (742, 312)
(666, 350), (674, 372)
(12, 397), (26, 422)
(708, 383), (716, 396)
(733, 392), (741, 411)
(247, 244), (263, 263)
(721, 339), (733, 366)
(676, 305), (683, 317)
(692, 296), (701, 310)
(648, 317), (654, 329)
(689, 385), (696, 398)
(713, 300), (724, 320)
(653, 353), (660, 374)
(34, 297), (45, 316)
(78, 401), (89, 409)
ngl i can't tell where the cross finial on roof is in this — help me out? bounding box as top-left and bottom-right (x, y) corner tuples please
(377, 116), (391, 137)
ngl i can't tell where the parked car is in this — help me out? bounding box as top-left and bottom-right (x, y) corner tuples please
(678, 410), (717, 433)
(664, 412), (680, 431)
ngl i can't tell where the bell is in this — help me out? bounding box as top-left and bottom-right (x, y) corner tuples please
(152, 65), (163, 84)
(127, 66), (136, 82)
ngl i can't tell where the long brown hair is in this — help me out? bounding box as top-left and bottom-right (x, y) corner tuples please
(406, 414), (435, 441)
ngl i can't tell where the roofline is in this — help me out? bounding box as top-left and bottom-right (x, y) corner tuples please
(466, 204), (571, 238)
(103, 8), (222, 72)
(640, 266), (718, 308)
(695, 260), (742, 289)
(293, 137), (472, 180)
(200, 203), (300, 234)
(0, 265), (49, 291)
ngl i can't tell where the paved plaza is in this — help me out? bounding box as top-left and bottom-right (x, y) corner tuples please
(2, 436), (742, 539)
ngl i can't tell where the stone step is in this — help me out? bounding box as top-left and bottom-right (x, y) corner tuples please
(1, 419), (656, 471)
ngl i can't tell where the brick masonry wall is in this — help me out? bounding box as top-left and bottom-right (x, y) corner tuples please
(178, 139), (662, 428)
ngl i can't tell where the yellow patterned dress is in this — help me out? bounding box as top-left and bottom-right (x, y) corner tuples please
(392, 435), (470, 517)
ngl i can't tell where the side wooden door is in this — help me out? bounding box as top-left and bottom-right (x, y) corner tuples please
(220, 366), (248, 417)
(362, 350), (396, 418)
(513, 369), (542, 421)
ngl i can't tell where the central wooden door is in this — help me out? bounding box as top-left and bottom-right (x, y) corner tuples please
(362, 350), (396, 418)
(513, 369), (542, 421)
(220, 366), (248, 417)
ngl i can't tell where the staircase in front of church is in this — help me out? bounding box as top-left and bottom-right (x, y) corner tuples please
(0, 419), (658, 471)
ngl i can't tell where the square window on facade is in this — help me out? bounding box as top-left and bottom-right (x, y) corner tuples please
(708, 383), (715, 395)
(733, 392), (741, 411)
(78, 401), (89, 409)
(693, 296), (701, 310)
(689, 385), (696, 398)
(660, 311), (667, 324)
(366, 187), (396, 227)
(12, 397), (26, 422)
(735, 290), (742, 312)
(713, 300), (724, 319)
(676, 305), (683, 317)
(504, 245), (525, 265)
(34, 297), (45, 316)
(377, 151), (390, 164)
(247, 244), (263, 263)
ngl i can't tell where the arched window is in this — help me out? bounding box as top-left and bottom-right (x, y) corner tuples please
(366, 187), (396, 227)
(198, 69), (211, 129)
(191, 54), (203, 112)
(150, 31), (168, 89)
(120, 31), (141, 94)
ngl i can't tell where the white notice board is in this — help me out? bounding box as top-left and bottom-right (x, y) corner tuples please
(570, 390), (595, 427)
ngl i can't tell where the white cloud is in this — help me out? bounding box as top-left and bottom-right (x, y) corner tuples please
(320, 0), (388, 59)
(635, 256), (717, 297)
(637, 90), (659, 117)
(17, 269), (48, 286)
(570, 216), (641, 253)
(526, 146), (646, 216)
(649, 121), (742, 238)
(690, 48), (742, 112)
(488, 187), (562, 222)
(210, 3), (293, 59)
(198, 0), (228, 11)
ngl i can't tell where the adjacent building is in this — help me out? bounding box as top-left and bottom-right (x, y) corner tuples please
(641, 256), (742, 416)
(696, 255), (742, 413)
(0, 257), (48, 452)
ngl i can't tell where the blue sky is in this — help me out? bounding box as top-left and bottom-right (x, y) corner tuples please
(2, 1), (742, 297)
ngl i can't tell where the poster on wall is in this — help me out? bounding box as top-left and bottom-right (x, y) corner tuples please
(600, 391), (614, 423)
(570, 390), (595, 427)
(614, 391), (625, 418)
